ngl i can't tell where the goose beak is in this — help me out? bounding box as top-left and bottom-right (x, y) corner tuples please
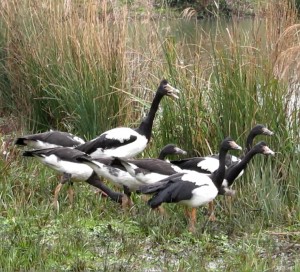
(174, 147), (187, 155)
(262, 127), (274, 136)
(165, 84), (180, 99)
(263, 146), (275, 155)
(231, 141), (242, 150)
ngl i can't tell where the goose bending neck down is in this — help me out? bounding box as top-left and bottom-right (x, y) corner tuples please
(22, 147), (125, 208)
(75, 80), (180, 158)
(138, 137), (242, 232)
(76, 144), (187, 207)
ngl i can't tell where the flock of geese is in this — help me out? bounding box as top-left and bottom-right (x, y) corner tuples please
(14, 79), (275, 232)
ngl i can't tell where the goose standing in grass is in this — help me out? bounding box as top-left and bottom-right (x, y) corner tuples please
(170, 124), (273, 176)
(15, 130), (85, 149)
(22, 147), (126, 209)
(75, 80), (179, 158)
(209, 124), (274, 167)
(208, 141), (275, 221)
(76, 144), (187, 207)
(138, 137), (242, 232)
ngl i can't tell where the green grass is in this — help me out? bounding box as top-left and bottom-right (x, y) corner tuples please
(1, 0), (300, 270)
(1, 150), (300, 271)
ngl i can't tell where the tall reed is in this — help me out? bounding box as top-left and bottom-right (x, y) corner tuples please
(0, 0), (299, 218)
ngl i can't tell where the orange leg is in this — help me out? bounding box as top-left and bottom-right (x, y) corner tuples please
(67, 185), (74, 207)
(225, 195), (233, 216)
(208, 201), (216, 221)
(153, 204), (167, 216)
(53, 183), (63, 210)
(94, 189), (108, 197)
(185, 207), (197, 233)
(141, 194), (150, 202)
(121, 194), (134, 209)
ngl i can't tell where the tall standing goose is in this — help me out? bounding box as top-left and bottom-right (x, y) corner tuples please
(15, 130), (85, 149)
(76, 144), (187, 207)
(170, 124), (273, 176)
(138, 137), (242, 232)
(221, 141), (275, 193)
(75, 80), (179, 158)
(22, 147), (126, 209)
(208, 141), (275, 221)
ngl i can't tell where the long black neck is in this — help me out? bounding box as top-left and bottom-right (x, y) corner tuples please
(245, 131), (256, 154)
(86, 172), (124, 204)
(136, 92), (164, 142)
(158, 149), (167, 160)
(212, 147), (228, 190)
(225, 148), (258, 186)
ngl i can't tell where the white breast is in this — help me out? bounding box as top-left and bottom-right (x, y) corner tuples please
(197, 157), (220, 173)
(180, 171), (218, 207)
(90, 128), (148, 158)
(135, 172), (170, 185)
(25, 140), (63, 149)
(37, 154), (93, 181)
(84, 160), (142, 190)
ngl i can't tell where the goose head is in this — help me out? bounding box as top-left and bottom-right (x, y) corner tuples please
(251, 124), (274, 136)
(254, 141), (275, 155)
(157, 79), (180, 99)
(220, 137), (243, 151)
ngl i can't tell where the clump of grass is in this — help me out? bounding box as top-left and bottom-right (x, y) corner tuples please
(1, 0), (132, 138)
(0, 0), (300, 270)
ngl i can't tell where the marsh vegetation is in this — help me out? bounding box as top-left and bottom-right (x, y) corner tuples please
(0, 0), (300, 270)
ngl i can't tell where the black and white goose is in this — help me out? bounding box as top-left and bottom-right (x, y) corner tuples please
(138, 137), (242, 232)
(210, 124), (274, 167)
(75, 80), (179, 158)
(221, 141), (275, 194)
(207, 141), (275, 221)
(170, 124), (274, 176)
(15, 130), (85, 149)
(157, 144), (187, 160)
(22, 147), (125, 208)
(76, 144), (187, 207)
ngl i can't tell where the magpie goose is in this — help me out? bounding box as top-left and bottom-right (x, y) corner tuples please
(170, 124), (273, 177)
(157, 144), (187, 160)
(138, 137), (242, 232)
(210, 124), (274, 167)
(15, 130), (85, 149)
(221, 141), (275, 193)
(75, 80), (179, 158)
(76, 144), (187, 207)
(207, 141), (275, 221)
(22, 147), (125, 209)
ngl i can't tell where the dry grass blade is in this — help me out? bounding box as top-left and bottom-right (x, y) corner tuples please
(181, 7), (197, 20)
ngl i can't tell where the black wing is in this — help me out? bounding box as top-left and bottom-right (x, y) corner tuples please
(76, 133), (137, 154)
(170, 157), (212, 174)
(148, 181), (199, 209)
(126, 158), (180, 176)
(15, 131), (83, 147)
(138, 173), (186, 194)
(209, 154), (238, 168)
(23, 147), (86, 163)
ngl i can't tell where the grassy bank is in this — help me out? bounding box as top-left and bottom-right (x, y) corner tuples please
(0, 0), (300, 271)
